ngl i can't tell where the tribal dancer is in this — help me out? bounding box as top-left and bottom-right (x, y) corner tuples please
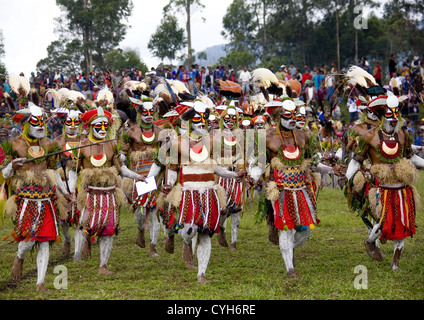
(52, 108), (84, 258)
(74, 107), (140, 274)
(1, 102), (69, 292)
(345, 93), (424, 269)
(120, 96), (164, 257)
(248, 97), (320, 279)
(339, 66), (391, 260)
(216, 104), (245, 251)
(157, 100), (246, 283)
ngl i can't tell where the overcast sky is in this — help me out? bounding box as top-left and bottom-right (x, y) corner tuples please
(0, 0), (230, 77)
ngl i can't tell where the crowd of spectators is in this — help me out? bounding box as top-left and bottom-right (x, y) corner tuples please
(0, 53), (423, 142)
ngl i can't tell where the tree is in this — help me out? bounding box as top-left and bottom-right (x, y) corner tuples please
(148, 16), (187, 65)
(218, 49), (256, 70)
(104, 48), (148, 75)
(42, 0), (134, 74)
(163, 0), (205, 67)
(36, 39), (83, 75)
(0, 29), (6, 77)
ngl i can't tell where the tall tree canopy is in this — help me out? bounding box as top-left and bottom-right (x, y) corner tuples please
(38, 0), (133, 75)
(148, 16), (187, 65)
(0, 29), (6, 77)
(220, 0), (424, 79)
(163, 0), (205, 67)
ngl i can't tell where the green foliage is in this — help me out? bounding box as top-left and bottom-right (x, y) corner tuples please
(221, 0), (424, 77)
(104, 49), (148, 75)
(36, 39), (83, 75)
(163, 0), (205, 66)
(0, 28), (6, 78)
(148, 16), (187, 64)
(38, 0), (134, 74)
(218, 49), (256, 70)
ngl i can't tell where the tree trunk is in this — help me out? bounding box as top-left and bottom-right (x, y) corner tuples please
(186, 1), (193, 67)
(82, 0), (92, 74)
(335, 3), (340, 72)
(262, 0), (267, 58)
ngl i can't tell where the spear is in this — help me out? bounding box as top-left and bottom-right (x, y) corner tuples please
(0, 139), (117, 171)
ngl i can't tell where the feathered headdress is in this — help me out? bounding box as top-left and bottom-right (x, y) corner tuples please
(95, 87), (114, 109)
(342, 66), (386, 101)
(168, 80), (196, 101)
(124, 80), (150, 98)
(251, 68), (282, 101)
(47, 88), (89, 114)
(8, 73), (31, 108)
(11, 102), (44, 125)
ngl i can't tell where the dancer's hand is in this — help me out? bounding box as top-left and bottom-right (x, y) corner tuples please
(11, 158), (26, 170)
(136, 175), (147, 183)
(161, 184), (172, 195)
(237, 170), (247, 178)
(333, 164), (346, 176)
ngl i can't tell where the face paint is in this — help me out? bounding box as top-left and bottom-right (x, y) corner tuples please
(223, 114), (238, 130)
(92, 121), (108, 140)
(280, 110), (296, 130)
(28, 116), (45, 139)
(65, 117), (80, 138)
(384, 107), (399, 129)
(140, 107), (154, 123)
(191, 112), (207, 134)
(296, 113), (306, 128)
(367, 110), (379, 121)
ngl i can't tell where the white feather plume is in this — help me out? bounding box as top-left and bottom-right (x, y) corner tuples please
(169, 80), (190, 94)
(198, 93), (215, 109)
(45, 88), (63, 105)
(124, 80), (147, 92)
(96, 88), (114, 104)
(19, 76), (30, 95)
(345, 66), (377, 88)
(68, 90), (87, 102)
(8, 73), (30, 95)
(251, 68), (279, 88)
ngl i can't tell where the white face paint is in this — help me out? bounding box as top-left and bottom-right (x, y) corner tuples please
(28, 115), (45, 139)
(191, 111), (208, 135)
(280, 109), (297, 130)
(29, 124), (45, 139)
(223, 108), (238, 130)
(64, 115), (81, 138)
(383, 106), (400, 134)
(140, 105), (154, 124)
(92, 120), (109, 140)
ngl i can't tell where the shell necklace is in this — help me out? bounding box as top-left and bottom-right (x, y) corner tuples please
(24, 134), (45, 159)
(140, 123), (156, 145)
(189, 144), (209, 163)
(89, 134), (108, 168)
(377, 130), (401, 160)
(277, 126), (301, 161)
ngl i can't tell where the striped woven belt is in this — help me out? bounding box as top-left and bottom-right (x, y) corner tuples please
(17, 185), (56, 199)
(274, 168), (306, 189)
(132, 157), (154, 176)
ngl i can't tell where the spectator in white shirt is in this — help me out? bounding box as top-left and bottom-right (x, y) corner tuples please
(239, 66), (251, 95)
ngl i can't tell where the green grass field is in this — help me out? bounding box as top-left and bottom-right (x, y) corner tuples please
(0, 173), (423, 301)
